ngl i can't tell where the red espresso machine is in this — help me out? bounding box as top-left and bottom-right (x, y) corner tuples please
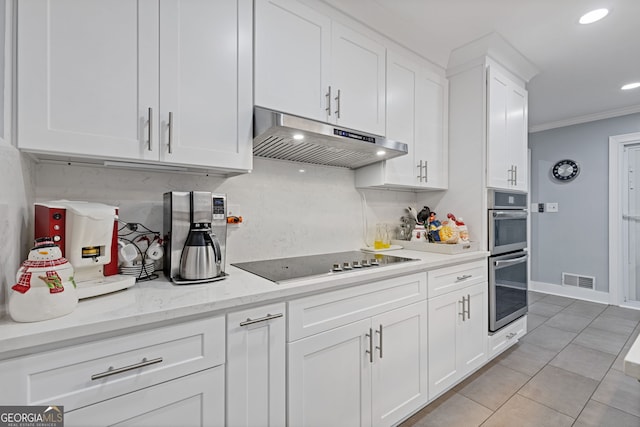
(34, 201), (135, 299)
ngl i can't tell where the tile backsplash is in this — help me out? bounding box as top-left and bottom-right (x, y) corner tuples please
(34, 157), (416, 264)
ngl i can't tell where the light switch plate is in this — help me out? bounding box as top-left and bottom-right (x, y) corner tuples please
(546, 202), (559, 213)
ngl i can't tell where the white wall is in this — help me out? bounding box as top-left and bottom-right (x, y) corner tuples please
(529, 113), (640, 293)
(33, 158), (416, 265)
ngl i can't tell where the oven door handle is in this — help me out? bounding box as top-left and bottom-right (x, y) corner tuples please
(492, 211), (528, 219)
(494, 254), (528, 267)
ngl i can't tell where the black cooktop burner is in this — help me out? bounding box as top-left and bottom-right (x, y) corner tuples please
(231, 251), (418, 284)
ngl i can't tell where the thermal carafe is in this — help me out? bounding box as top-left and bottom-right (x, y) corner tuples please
(163, 191), (227, 284)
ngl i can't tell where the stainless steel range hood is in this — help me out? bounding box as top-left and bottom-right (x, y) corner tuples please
(253, 107), (408, 169)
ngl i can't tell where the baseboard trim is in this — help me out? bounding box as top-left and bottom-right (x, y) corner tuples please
(529, 281), (610, 304)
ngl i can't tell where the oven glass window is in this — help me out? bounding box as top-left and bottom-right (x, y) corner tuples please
(494, 258), (527, 324)
(493, 217), (527, 249)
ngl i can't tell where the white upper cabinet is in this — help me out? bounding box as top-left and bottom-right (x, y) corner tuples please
(254, 0), (386, 135)
(330, 22), (386, 135)
(17, 0), (252, 173)
(254, 0), (331, 122)
(486, 64), (528, 191)
(355, 50), (448, 189)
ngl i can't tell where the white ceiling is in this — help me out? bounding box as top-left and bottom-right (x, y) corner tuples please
(322, 0), (640, 131)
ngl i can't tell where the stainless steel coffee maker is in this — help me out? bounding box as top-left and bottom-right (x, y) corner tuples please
(163, 191), (227, 284)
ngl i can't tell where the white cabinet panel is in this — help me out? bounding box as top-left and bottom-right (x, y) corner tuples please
(288, 319), (372, 427)
(17, 0), (252, 172)
(428, 281), (487, 400)
(254, 0), (385, 135)
(254, 0), (331, 122)
(17, 0), (157, 160)
(371, 302), (428, 427)
(487, 64), (528, 191)
(331, 22), (386, 135)
(66, 366), (224, 427)
(227, 303), (286, 427)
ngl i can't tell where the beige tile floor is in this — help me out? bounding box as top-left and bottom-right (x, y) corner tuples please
(401, 292), (640, 427)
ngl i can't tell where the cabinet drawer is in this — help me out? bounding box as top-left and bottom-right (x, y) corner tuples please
(0, 316), (224, 411)
(288, 272), (427, 341)
(427, 260), (487, 298)
(488, 315), (527, 359)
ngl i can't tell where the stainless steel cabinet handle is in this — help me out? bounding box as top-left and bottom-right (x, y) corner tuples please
(494, 254), (528, 268)
(423, 161), (428, 182)
(91, 357), (163, 380)
(168, 111), (174, 154)
(459, 298), (466, 321)
(239, 312), (283, 327)
(456, 274), (472, 282)
(366, 328), (373, 363)
(417, 160), (423, 182)
(375, 325), (383, 359)
(335, 89), (341, 118)
(326, 86), (332, 116)
(466, 294), (471, 319)
(506, 332), (517, 339)
(492, 211), (528, 219)
(514, 165), (518, 186)
(147, 107), (153, 151)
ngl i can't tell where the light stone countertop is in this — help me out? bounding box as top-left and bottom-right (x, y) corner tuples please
(624, 333), (640, 381)
(0, 249), (488, 360)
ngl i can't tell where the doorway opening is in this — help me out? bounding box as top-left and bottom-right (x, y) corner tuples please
(610, 132), (640, 309)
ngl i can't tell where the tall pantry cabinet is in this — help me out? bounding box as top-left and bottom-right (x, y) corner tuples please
(426, 34), (537, 247)
(16, 0), (253, 173)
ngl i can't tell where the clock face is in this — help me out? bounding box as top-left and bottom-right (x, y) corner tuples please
(552, 159), (579, 181)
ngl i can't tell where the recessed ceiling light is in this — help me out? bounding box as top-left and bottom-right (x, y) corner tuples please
(579, 8), (609, 24)
(292, 133), (304, 140)
(376, 150), (386, 156)
(621, 82), (640, 90)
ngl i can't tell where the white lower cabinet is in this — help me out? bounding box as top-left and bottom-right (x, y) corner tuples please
(0, 316), (225, 426)
(66, 366), (224, 427)
(288, 300), (428, 427)
(226, 303), (286, 427)
(427, 263), (488, 400)
(488, 314), (527, 360)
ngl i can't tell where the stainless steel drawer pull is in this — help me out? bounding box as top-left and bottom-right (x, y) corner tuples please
(91, 357), (163, 381)
(376, 324), (383, 359)
(456, 274), (472, 282)
(239, 312), (283, 327)
(506, 332), (517, 339)
(147, 107), (153, 151)
(366, 328), (373, 363)
(168, 111), (174, 154)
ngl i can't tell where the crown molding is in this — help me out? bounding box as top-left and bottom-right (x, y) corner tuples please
(529, 105), (640, 133)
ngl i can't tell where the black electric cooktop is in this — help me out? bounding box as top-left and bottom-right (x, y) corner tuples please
(231, 250), (419, 284)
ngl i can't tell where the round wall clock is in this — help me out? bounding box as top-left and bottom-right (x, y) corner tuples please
(552, 159), (579, 181)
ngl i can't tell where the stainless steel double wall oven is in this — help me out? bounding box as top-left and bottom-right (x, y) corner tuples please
(488, 190), (528, 332)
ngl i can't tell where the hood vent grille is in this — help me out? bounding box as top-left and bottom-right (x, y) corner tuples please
(254, 135), (380, 169)
(252, 107), (408, 169)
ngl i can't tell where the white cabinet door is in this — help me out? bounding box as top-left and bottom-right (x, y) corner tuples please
(487, 65), (528, 190)
(227, 303), (286, 427)
(371, 302), (428, 427)
(355, 51), (447, 190)
(428, 282), (488, 400)
(457, 283), (488, 374)
(288, 319), (372, 427)
(331, 22), (386, 135)
(427, 288), (463, 399)
(17, 0), (158, 160)
(254, 0), (331, 122)
(159, 0), (252, 170)
(66, 366), (224, 427)
(416, 67), (448, 189)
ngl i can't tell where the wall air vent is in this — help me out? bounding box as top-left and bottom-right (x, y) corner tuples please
(562, 272), (595, 290)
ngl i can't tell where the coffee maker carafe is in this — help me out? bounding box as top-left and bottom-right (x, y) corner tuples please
(164, 191), (227, 284)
